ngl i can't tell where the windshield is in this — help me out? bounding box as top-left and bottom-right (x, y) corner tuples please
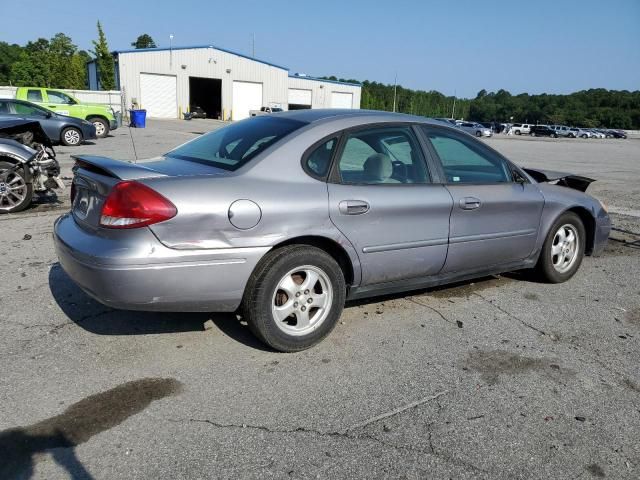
(166, 116), (307, 171)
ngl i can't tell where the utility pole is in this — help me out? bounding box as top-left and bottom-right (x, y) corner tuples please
(392, 72), (398, 113)
(451, 89), (457, 119)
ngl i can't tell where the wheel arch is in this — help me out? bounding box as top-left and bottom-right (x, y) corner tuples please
(86, 114), (108, 122)
(565, 206), (596, 255)
(271, 235), (356, 287)
(0, 155), (32, 183)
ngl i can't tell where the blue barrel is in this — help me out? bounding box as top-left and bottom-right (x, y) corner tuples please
(130, 109), (147, 128)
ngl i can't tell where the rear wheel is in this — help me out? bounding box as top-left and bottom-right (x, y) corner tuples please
(0, 161), (32, 213)
(61, 127), (82, 146)
(535, 212), (585, 283)
(88, 117), (109, 138)
(515, 130), (521, 135)
(475, 131), (482, 137)
(241, 245), (346, 352)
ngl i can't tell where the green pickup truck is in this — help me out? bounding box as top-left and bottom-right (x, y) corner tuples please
(15, 87), (118, 138)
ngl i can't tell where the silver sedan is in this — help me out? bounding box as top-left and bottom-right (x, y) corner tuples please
(54, 110), (610, 351)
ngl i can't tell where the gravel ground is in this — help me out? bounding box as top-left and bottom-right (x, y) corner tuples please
(0, 120), (638, 479)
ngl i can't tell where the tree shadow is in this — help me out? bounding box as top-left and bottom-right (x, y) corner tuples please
(48, 263), (271, 351)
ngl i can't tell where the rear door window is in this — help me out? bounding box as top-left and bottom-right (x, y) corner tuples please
(336, 126), (429, 184)
(26, 89), (43, 102)
(46, 90), (74, 104)
(422, 127), (511, 184)
(304, 137), (337, 178)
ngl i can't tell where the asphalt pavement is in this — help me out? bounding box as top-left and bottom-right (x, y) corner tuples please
(0, 120), (638, 479)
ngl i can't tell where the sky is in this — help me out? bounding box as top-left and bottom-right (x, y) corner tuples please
(2, 0), (639, 98)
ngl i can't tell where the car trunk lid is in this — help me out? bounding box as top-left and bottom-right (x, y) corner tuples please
(70, 155), (229, 229)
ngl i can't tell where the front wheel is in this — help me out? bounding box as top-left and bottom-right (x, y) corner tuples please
(515, 130), (521, 135)
(61, 127), (83, 146)
(475, 131), (482, 137)
(88, 117), (109, 138)
(0, 161), (33, 213)
(535, 212), (586, 283)
(241, 245), (346, 352)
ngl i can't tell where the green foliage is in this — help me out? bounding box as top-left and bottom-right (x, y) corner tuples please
(131, 34), (157, 49)
(468, 88), (640, 129)
(323, 76), (639, 129)
(92, 21), (115, 90)
(0, 35), (87, 89)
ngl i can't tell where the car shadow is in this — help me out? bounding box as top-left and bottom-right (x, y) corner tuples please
(48, 263), (271, 351)
(81, 141), (96, 146)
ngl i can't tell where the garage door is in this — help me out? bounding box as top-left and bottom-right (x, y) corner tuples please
(232, 81), (263, 120)
(139, 73), (177, 118)
(331, 92), (353, 109)
(288, 88), (312, 107)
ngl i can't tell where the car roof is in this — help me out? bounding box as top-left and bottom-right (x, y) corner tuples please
(272, 108), (442, 126)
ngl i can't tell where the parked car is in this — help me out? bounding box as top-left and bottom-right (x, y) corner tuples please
(606, 129), (627, 139)
(550, 125), (574, 137)
(15, 87), (117, 138)
(54, 110), (610, 352)
(570, 127), (591, 139)
(457, 121), (492, 137)
(586, 129), (605, 139)
(530, 125), (558, 137)
(0, 99), (96, 146)
(511, 123), (531, 135)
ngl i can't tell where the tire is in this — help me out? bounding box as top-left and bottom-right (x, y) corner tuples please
(88, 117), (109, 138)
(475, 131), (482, 137)
(0, 160), (33, 214)
(535, 212), (586, 283)
(515, 130), (521, 135)
(581, 134), (587, 139)
(61, 127), (83, 146)
(568, 133), (575, 138)
(241, 245), (346, 352)
(551, 133), (558, 138)
(530, 132), (535, 137)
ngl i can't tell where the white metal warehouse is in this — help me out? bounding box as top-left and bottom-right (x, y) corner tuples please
(87, 45), (361, 120)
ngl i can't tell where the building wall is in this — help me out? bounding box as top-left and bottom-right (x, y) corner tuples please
(286, 76), (361, 109)
(117, 48), (290, 119)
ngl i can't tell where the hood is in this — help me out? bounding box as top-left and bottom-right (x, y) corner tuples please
(523, 167), (595, 192)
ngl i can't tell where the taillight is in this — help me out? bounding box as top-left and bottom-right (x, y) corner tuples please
(100, 181), (177, 229)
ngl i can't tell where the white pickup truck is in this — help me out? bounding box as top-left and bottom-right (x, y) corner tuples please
(250, 106), (284, 117)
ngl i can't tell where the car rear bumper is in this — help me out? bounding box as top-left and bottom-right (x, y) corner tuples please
(53, 213), (269, 312)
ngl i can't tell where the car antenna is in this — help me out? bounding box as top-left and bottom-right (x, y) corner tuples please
(127, 107), (139, 163)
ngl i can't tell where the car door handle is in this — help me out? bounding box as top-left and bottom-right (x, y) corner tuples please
(459, 197), (481, 210)
(339, 200), (370, 215)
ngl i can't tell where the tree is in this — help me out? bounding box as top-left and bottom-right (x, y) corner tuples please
(0, 42), (23, 84)
(92, 21), (116, 90)
(131, 34), (157, 49)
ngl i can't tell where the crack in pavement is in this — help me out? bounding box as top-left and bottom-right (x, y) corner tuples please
(406, 297), (457, 325)
(174, 415), (488, 476)
(473, 291), (547, 336)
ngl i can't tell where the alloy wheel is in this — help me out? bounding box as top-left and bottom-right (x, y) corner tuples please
(271, 265), (333, 336)
(551, 224), (579, 273)
(0, 172), (27, 211)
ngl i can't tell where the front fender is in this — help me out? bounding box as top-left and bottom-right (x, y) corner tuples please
(534, 183), (608, 258)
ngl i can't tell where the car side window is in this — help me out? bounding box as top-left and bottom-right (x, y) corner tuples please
(305, 138), (337, 178)
(0, 100), (11, 114)
(47, 90), (73, 104)
(423, 128), (511, 184)
(13, 102), (45, 117)
(26, 90), (43, 102)
(337, 126), (429, 184)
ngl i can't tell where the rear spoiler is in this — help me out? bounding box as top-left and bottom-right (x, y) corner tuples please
(522, 167), (595, 193)
(71, 155), (167, 180)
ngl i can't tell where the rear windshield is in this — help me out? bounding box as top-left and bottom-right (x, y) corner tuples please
(166, 116), (307, 171)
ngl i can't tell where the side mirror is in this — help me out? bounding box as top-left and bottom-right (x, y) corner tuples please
(513, 171), (527, 184)
(45, 111), (52, 118)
